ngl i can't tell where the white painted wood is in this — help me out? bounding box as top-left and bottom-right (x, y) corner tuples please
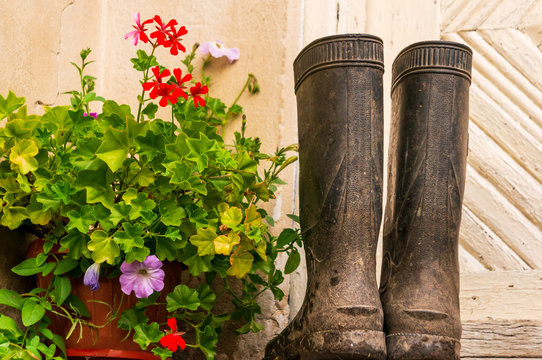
(477, 0), (537, 30)
(467, 83), (542, 183)
(479, 28), (542, 91)
(460, 206), (531, 271)
(303, 0), (339, 45)
(459, 244), (489, 273)
(467, 122), (542, 229)
(454, 30), (542, 126)
(460, 270), (542, 321)
(464, 166), (542, 268)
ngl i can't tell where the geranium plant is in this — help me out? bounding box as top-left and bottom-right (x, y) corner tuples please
(0, 13), (300, 360)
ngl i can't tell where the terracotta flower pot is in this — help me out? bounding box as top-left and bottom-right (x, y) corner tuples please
(27, 240), (184, 359)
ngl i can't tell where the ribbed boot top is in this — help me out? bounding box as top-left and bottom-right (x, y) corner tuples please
(294, 34), (384, 92)
(392, 41), (473, 90)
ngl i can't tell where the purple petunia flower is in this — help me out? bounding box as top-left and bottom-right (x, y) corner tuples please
(119, 255), (165, 298)
(200, 40), (240, 63)
(83, 112), (97, 120)
(83, 262), (101, 291)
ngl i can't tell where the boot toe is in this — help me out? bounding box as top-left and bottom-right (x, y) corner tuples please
(386, 333), (460, 360)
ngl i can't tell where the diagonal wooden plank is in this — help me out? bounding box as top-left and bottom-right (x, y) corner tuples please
(468, 84), (542, 183)
(452, 30), (542, 122)
(478, 28), (542, 92)
(441, 0), (501, 33)
(460, 206), (531, 271)
(467, 122), (542, 229)
(476, 0), (537, 30)
(459, 244), (489, 273)
(464, 166), (542, 268)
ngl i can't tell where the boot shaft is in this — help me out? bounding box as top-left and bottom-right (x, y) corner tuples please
(381, 41), (472, 359)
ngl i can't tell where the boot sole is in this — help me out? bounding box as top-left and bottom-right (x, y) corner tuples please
(386, 333), (460, 360)
(264, 329), (387, 360)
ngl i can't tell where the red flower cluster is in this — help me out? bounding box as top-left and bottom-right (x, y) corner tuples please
(160, 318), (186, 352)
(143, 66), (208, 108)
(126, 14), (187, 56)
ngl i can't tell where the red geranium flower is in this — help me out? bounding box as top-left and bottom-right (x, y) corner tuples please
(160, 318), (186, 352)
(190, 82), (209, 108)
(171, 68), (192, 101)
(142, 67), (178, 107)
(150, 15), (177, 47)
(165, 25), (188, 55)
(125, 12), (153, 46)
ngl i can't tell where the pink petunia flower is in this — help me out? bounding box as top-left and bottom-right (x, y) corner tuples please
(200, 40), (240, 63)
(119, 255), (165, 298)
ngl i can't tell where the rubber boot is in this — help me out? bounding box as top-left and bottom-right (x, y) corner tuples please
(379, 41), (473, 359)
(265, 34), (386, 360)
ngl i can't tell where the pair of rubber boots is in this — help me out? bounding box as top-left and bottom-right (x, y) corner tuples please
(265, 35), (472, 360)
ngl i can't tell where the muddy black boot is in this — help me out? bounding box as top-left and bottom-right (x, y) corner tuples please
(265, 34), (386, 360)
(379, 41), (473, 359)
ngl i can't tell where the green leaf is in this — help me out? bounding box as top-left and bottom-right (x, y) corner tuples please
(235, 319), (264, 334)
(66, 206), (96, 233)
(52, 276), (71, 305)
(87, 230), (120, 264)
(198, 284), (216, 311)
(64, 294), (90, 317)
(59, 230), (88, 259)
(53, 258), (79, 275)
(142, 102), (159, 119)
(0, 315), (23, 338)
(166, 284), (200, 312)
(129, 193), (156, 220)
(95, 127), (130, 172)
(11, 258), (41, 276)
(198, 326), (218, 360)
(52, 334), (67, 357)
(220, 207), (243, 228)
(152, 347), (173, 360)
(9, 139), (38, 174)
(117, 307), (149, 331)
(109, 202), (131, 226)
(159, 198), (186, 226)
(1, 206), (28, 230)
(73, 162), (115, 208)
(131, 49), (158, 71)
(214, 231), (240, 256)
(287, 214), (300, 223)
(276, 229), (298, 248)
(185, 133), (218, 172)
(21, 298), (45, 326)
(0, 289), (24, 310)
(227, 249), (254, 279)
(284, 249), (301, 274)
(180, 244), (212, 276)
(189, 228), (217, 256)
(0, 91), (26, 120)
(133, 323), (162, 350)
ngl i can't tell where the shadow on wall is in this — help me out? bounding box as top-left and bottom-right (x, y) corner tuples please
(0, 227), (35, 326)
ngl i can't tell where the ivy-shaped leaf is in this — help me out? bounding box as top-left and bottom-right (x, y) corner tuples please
(244, 204), (262, 230)
(87, 230), (120, 264)
(95, 127), (130, 172)
(159, 198), (186, 226)
(227, 248), (254, 278)
(198, 284), (216, 311)
(9, 139), (38, 174)
(166, 284), (200, 312)
(180, 244), (212, 276)
(133, 323), (162, 350)
(185, 133), (218, 172)
(189, 228), (217, 256)
(214, 231), (240, 256)
(220, 207), (243, 228)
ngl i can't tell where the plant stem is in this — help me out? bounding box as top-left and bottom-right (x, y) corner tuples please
(136, 45), (157, 123)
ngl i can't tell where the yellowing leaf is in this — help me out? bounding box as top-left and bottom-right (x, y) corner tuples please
(88, 230), (120, 264)
(220, 207), (242, 228)
(244, 204), (261, 230)
(189, 228), (217, 256)
(9, 139), (38, 174)
(214, 232), (240, 256)
(227, 248), (253, 278)
(256, 241), (267, 261)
